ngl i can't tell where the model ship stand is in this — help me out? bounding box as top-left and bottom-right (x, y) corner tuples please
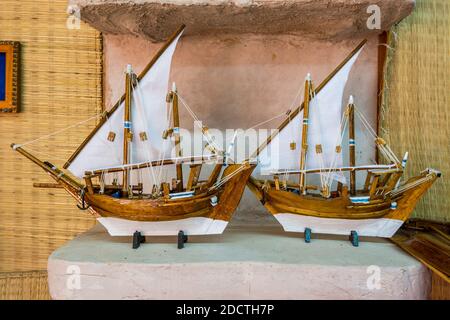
(132, 230), (187, 249)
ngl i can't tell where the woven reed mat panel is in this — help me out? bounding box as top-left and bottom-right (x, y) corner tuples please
(0, 271), (50, 300)
(0, 0), (102, 272)
(380, 0), (449, 223)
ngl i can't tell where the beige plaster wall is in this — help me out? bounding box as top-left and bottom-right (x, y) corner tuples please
(105, 34), (378, 130)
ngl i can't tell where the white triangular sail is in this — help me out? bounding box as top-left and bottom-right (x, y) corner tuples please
(67, 32), (183, 178)
(258, 46), (363, 177)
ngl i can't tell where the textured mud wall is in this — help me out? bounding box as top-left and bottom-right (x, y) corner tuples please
(104, 33), (379, 129)
(70, 0), (414, 42)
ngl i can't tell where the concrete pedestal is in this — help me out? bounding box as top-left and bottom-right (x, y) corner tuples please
(48, 222), (430, 299)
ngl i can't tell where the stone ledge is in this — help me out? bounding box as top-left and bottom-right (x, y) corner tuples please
(70, 0), (415, 42)
(48, 223), (430, 299)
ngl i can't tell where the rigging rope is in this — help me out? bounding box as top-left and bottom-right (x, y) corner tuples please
(354, 106), (400, 164)
(105, 112), (122, 168)
(209, 163), (248, 191)
(128, 135), (134, 193)
(155, 88), (173, 189)
(19, 112), (103, 148)
(132, 79), (160, 188)
(16, 146), (70, 163)
(248, 111), (288, 130)
(176, 93), (223, 155)
(322, 108), (349, 192)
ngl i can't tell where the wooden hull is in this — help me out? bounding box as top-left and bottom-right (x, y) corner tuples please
(12, 144), (255, 236)
(248, 169), (439, 238)
(84, 164), (255, 236)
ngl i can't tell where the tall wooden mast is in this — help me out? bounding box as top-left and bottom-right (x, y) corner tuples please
(299, 73), (312, 194)
(122, 64), (133, 195)
(172, 82), (183, 192)
(348, 95), (356, 195)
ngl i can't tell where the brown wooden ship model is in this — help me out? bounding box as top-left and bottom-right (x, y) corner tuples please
(11, 25), (255, 247)
(247, 40), (440, 245)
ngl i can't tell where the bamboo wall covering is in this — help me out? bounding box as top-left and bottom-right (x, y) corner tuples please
(0, 0), (102, 273)
(0, 271), (50, 300)
(380, 0), (450, 223)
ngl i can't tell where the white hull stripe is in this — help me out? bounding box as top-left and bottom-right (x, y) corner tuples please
(349, 196), (370, 203)
(97, 217), (228, 236)
(273, 213), (404, 238)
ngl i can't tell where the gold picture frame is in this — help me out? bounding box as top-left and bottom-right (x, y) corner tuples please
(0, 41), (20, 113)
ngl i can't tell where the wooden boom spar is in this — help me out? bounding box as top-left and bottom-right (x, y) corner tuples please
(11, 144), (83, 192)
(267, 164), (401, 175)
(85, 155), (223, 177)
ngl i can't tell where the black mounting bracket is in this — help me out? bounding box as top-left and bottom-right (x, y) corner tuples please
(177, 230), (188, 249)
(349, 230), (359, 247)
(132, 231), (146, 249)
(304, 227), (312, 243)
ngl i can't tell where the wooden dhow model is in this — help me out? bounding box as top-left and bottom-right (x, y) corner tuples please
(11, 25), (255, 245)
(247, 40), (440, 245)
